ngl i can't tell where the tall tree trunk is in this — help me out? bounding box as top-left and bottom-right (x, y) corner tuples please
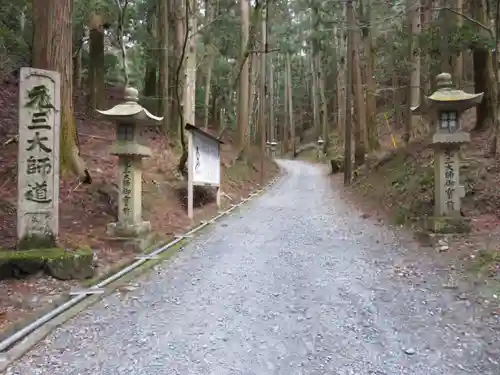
(311, 4), (321, 140)
(421, 0), (432, 98)
(453, 0), (463, 87)
(259, 6), (267, 184)
(72, 26), (83, 90)
(249, 53), (258, 144)
(352, 23), (366, 167)
(87, 13), (106, 114)
(364, 0), (378, 150)
(310, 55), (320, 139)
(203, 0), (215, 130)
(317, 53), (328, 154)
(177, 0), (195, 174)
(283, 57), (289, 153)
(183, 0), (196, 127)
(389, 32), (401, 130)
(286, 52), (294, 154)
(404, 0), (421, 144)
(237, 0), (250, 160)
(157, 0), (169, 132)
(143, 7), (157, 100)
(472, 0), (498, 143)
(32, 0), (89, 180)
(344, 0), (354, 185)
(336, 6), (347, 142)
(170, 0), (185, 136)
(268, 56), (275, 142)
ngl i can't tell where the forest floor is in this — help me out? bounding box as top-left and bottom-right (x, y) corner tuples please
(297, 108), (500, 315)
(0, 80), (279, 335)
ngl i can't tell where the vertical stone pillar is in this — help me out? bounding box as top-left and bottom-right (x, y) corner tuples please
(434, 147), (464, 216)
(17, 68), (61, 249)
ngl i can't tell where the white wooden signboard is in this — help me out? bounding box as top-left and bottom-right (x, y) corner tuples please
(17, 67), (61, 242)
(186, 124), (223, 219)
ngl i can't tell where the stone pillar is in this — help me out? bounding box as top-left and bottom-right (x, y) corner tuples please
(17, 68), (61, 249)
(434, 146), (465, 216)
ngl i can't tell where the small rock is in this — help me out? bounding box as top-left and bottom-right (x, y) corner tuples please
(122, 285), (137, 292)
(438, 245), (449, 252)
(403, 348), (416, 355)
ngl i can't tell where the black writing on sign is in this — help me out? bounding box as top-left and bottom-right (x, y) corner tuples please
(25, 181), (52, 204)
(28, 112), (51, 130)
(27, 156), (52, 174)
(195, 146), (201, 170)
(445, 187), (454, 200)
(446, 200), (455, 210)
(26, 132), (52, 153)
(26, 212), (51, 232)
(122, 160), (132, 215)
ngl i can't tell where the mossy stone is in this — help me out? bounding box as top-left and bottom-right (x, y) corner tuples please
(18, 233), (56, 250)
(423, 216), (471, 234)
(0, 248), (65, 279)
(45, 246), (95, 280)
(0, 247), (95, 280)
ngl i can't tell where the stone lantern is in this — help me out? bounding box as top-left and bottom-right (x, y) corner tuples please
(413, 73), (483, 230)
(270, 140), (277, 158)
(266, 141), (271, 157)
(96, 87), (163, 238)
(317, 136), (325, 159)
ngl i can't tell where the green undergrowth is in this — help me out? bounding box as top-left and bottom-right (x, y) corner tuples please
(352, 144), (435, 227)
(226, 160), (252, 180)
(470, 249), (500, 274)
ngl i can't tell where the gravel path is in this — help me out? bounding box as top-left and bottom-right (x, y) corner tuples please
(4, 160), (500, 375)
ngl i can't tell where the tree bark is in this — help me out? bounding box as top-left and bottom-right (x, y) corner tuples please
(32, 0), (89, 181)
(87, 13), (106, 113)
(170, 0), (186, 136)
(352, 22), (366, 167)
(286, 52), (294, 154)
(453, 0), (463, 87)
(157, 0), (169, 132)
(203, 0), (215, 130)
(317, 53), (328, 154)
(364, 0), (378, 150)
(269, 55), (275, 142)
(249, 53), (259, 144)
(143, 8), (157, 99)
(237, 0), (250, 160)
(471, 0), (497, 140)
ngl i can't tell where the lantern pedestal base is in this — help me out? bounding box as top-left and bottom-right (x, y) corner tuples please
(106, 220), (151, 238)
(105, 221), (154, 253)
(422, 216), (471, 234)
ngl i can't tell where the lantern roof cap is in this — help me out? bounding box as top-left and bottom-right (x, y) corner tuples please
(96, 87), (163, 122)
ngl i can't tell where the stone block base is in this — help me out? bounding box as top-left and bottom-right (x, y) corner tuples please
(0, 247), (94, 281)
(422, 216), (471, 234)
(105, 233), (157, 253)
(106, 221), (155, 253)
(106, 220), (151, 238)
